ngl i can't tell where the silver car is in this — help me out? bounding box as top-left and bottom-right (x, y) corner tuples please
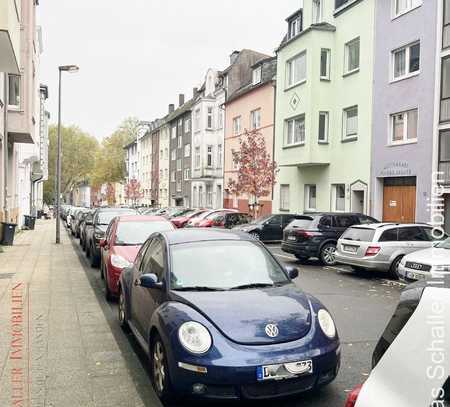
(398, 237), (450, 282)
(335, 223), (436, 278)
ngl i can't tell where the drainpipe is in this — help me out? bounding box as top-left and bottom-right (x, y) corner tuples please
(3, 74), (8, 223)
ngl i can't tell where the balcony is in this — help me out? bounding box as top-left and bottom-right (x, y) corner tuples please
(0, 0), (20, 74)
(192, 167), (223, 179)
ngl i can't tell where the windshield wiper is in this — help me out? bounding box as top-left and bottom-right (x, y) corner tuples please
(229, 283), (275, 290)
(172, 286), (226, 292)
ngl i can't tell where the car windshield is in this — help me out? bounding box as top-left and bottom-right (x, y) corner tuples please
(436, 237), (450, 249)
(97, 210), (135, 225)
(170, 240), (289, 290)
(115, 221), (173, 245)
(341, 227), (375, 242)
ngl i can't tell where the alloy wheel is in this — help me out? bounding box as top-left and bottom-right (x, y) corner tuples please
(118, 290), (125, 324)
(250, 232), (260, 241)
(153, 341), (166, 394)
(321, 244), (336, 265)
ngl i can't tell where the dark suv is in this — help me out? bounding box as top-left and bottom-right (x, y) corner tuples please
(281, 212), (378, 265)
(233, 213), (303, 242)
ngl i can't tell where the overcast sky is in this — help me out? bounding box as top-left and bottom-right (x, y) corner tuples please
(38, 0), (302, 140)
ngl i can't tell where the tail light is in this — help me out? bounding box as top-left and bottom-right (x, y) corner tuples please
(294, 230), (317, 238)
(345, 384), (362, 407)
(365, 246), (380, 257)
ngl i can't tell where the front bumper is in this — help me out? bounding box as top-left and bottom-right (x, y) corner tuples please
(170, 348), (340, 399)
(335, 252), (390, 271)
(398, 263), (429, 282)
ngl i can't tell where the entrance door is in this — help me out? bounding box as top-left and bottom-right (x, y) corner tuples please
(351, 191), (364, 213)
(383, 177), (416, 223)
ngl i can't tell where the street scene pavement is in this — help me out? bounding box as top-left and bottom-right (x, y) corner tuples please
(0, 220), (404, 407)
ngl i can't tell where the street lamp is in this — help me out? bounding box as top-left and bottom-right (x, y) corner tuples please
(55, 64), (79, 244)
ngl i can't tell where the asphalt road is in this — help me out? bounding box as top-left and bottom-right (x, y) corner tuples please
(72, 232), (405, 407)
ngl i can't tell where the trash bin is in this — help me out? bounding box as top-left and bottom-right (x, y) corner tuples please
(24, 215), (36, 230)
(1, 222), (17, 245)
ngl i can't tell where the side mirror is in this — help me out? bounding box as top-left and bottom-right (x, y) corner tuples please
(139, 273), (163, 289)
(99, 239), (106, 248)
(286, 266), (299, 280)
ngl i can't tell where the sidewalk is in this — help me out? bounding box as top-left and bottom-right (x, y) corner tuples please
(0, 219), (161, 407)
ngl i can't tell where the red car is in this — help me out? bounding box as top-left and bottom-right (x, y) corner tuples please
(170, 209), (208, 228)
(196, 211), (249, 228)
(186, 209), (238, 227)
(99, 215), (175, 300)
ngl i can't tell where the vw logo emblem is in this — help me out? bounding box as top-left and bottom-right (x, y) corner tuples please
(265, 324), (279, 338)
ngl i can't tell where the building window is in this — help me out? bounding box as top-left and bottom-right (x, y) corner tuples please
(285, 115), (305, 146)
(177, 135), (182, 148)
(233, 116), (241, 135)
(288, 15), (302, 39)
(171, 126), (176, 139)
(231, 149), (238, 170)
(8, 74), (20, 107)
(194, 108), (201, 131)
(176, 159), (182, 171)
(171, 171), (176, 182)
(343, 106), (358, 140)
(250, 109), (261, 130)
(393, 0), (422, 18)
(184, 168), (190, 180)
(206, 185), (212, 207)
(193, 187), (197, 207)
(252, 66), (262, 85)
(184, 143), (191, 157)
(441, 56), (450, 122)
(305, 185), (317, 210)
(184, 118), (191, 133)
(344, 38), (360, 75)
(171, 149), (176, 161)
(199, 186), (204, 206)
(318, 111), (329, 143)
(178, 119), (183, 129)
(393, 42), (420, 80)
(176, 180), (182, 192)
(223, 75), (228, 91)
(391, 109), (418, 143)
(280, 185), (290, 211)
(164, 169), (168, 179)
(206, 145), (213, 167)
(207, 107), (213, 129)
(160, 149), (163, 159)
(218, 109), (224, 129)
(444, 0), (450, 49)
(334, 184), (346, 211)
(217, 144), (223, 168)
(286, 52), (307, 88)
(195, 147), (201, 168)
(312, 0), (322, 24)
(320, 49), (331, 80)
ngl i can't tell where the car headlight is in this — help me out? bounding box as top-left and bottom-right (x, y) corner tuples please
(178, 321), (212, 354)
(110, 254), (132, 269)
(433, 265), (450, 272)
(318, 309), (336, 339)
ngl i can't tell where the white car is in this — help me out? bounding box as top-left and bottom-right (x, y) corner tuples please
(398, 237), (450, 282)
(345, 277), (450, 407)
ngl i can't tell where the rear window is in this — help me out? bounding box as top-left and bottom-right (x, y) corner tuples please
(287, 217), (316, 229)
(341, 227), (375, 242)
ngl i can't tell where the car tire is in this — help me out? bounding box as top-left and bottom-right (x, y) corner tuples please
(100, 259), (105, 280)
(320, 243), (337, 266)
(86, 242), (90, 258)
(90, 245), (98, 268)
(295, 255), (309, 263)
(389, 256), (403, 280)
(104, 267), (113, 302)
(118, 287), (130, 333)
(351, 266), (366, 274)
(151, 334), (174, 402)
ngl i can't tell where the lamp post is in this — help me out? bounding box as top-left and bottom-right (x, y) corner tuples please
(55, 65), (79, 244)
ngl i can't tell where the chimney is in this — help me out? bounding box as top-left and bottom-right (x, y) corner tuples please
(193, 87), (198, 98)
(179, 93), (185, 107)
(230, 50), (240, 65)
(169, 104), (175, 114)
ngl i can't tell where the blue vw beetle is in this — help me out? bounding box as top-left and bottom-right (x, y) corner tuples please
(118, 229), (340, 401)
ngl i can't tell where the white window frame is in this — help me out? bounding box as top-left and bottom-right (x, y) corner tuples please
(194, 146), (201, 169)
(171, 149), (176, 161)
(288, 15), (301, 39)
(217, 144), (223, 168)
(343, 106), (358, 140)
(184, 117), (191, 133)
(8, 74), (21, 109)
(344, 37), (360, 75)
(320, 48), (331, 80)
(392, 41), (420, 81)
(312, 0), (323, 24)
(392, 0), (422, 19)
(176, 179), (182, 192)
(280, 185), (290, 211)
(184, 143), (191, 157)
(194, 108), (201, 132)
(177, 135), (182, 148)
(318, 111), (329, 143)
(171, 171), (176, 182)
(333, 184), (346, 212)
(250, 109), (261, 130)
(176, 159), (182, 171)
(171, 126), (176, 139)
(390, 108), (418, 144)
(286, 51), (307, 89)
(184, 168), (190, 180)
(206, 145), (213, 168)
(218, 108), (224, 129)
(207, 107), (213, 129)
(305, 185), (317, 211)
(233, 116), (241, 135)
(252, 66), (262, 85)
(285, 114), (306, 147)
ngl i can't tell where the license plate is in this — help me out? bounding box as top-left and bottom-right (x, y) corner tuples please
(407, 271), (425, 280)
(343, 245), (358, 254)
(288, 235), (297, 241)
(256, 360), (313, 381)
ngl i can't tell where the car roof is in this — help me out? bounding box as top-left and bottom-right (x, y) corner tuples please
(116, 215), (167, 222)
(160, 228), (252, 245)
(350, 223), (430, 230)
